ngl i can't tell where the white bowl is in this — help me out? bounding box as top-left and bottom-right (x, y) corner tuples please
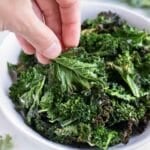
(0, 2), (150, 150)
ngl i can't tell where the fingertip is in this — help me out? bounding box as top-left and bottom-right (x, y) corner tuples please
(57, 0), (81, 48)
(23, 49), (35, 55)
(42, 42), (62, 59)
(36, 52), (50, 64)
(63, 22), (81, 48)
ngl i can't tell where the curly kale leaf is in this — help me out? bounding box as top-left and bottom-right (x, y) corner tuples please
(106, 83), (136, 102)
(53, 57), (99, 91)
(52, 51), (107, 92)
(91, 126), (120, 150)
(107, 51), (141, 97)
(10, 66), (46, 124)
(82, 12), (122, 32)
(111, 100), (146, 124)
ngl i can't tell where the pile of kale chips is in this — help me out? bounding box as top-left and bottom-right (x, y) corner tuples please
(9, 12), (150, 150)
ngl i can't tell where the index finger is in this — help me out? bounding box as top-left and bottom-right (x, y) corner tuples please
(56, 0), (81, 48)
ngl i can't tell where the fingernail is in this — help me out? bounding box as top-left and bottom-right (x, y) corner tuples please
(43, 42), (61, 59)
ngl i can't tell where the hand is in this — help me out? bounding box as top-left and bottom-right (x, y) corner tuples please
(0, 0), (81, 64)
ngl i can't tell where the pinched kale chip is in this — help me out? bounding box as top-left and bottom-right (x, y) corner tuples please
(9, 12), (150, 150)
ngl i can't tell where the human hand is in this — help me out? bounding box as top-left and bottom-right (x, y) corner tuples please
(0, 0), (80, 64)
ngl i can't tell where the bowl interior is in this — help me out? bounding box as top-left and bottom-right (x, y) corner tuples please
(0, 2), (150, 150)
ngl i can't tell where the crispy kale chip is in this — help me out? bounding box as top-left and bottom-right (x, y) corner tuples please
(9, 12), (150, 150)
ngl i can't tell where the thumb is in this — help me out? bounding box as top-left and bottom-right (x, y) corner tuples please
(17, 11), (62, 60)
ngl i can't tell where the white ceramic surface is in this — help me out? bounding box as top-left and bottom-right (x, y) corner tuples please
(0, 2), (150, 150)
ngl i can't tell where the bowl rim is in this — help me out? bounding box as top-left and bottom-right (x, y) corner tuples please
(0, 1), (150, 150)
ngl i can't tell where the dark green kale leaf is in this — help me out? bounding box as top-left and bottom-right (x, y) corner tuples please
(91, 126), (121, 150)
(107, 51), (141, 97)
(82, 11), (122, 32)
(53, 56), (101, 91)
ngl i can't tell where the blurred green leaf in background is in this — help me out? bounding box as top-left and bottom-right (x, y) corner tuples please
(125, 0), (150, 8)
(0, 135), (13, 150)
